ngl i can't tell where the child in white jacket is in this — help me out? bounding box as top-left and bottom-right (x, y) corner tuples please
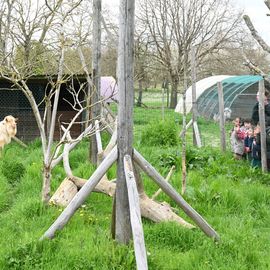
(230, 117), (245, 159)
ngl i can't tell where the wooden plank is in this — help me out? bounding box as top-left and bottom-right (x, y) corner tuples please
(40, 146), (118, 240)
(258, 80), (268, 172)
(217, 82), (226, 152)
(114, 0), (135, 244)
(124, 155), (148, 270)
(133, 149), (220, 241)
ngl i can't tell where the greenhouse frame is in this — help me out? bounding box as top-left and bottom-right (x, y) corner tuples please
(175, 75), (265, 120)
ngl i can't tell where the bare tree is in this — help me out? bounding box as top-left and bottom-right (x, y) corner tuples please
(0, 0), (15, 65)
(200, 41), (270, 78)
(0, 0), (102, 203)
(243, 1), (270, 82)
(134, 29), (151, 107)
(137, 0), (242, 108)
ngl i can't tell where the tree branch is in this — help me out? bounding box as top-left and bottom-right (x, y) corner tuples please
(243, 15), (270, 54)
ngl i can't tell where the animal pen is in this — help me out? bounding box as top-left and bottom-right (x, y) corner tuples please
(0, 75), (118, 141)
(40, 0), (219, 269)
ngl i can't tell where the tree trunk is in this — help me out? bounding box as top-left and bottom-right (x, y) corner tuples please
(114, 0), (135, 244)
(136, 79), (143, 107)
(42, 164), (51, 203)
(170, 76), (178, 109)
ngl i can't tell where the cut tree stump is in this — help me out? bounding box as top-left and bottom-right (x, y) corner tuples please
(49, 178), (78, 207)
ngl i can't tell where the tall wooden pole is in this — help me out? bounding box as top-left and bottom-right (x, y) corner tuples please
(258, 80), (268, 172)
(191, 45), (197, 146)
(114, 0), (135, 244)
(217, 82), (226, 152)
(181, 48), (188, 195)
(90, 0), (102, 164)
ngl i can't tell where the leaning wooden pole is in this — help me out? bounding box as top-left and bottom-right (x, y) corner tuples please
(217, 82), (226, 152)
(133, 149), (220, 241)
(124, 155), (148, 270)
(40, 146), (118, 240)
(113, 0), (135, 244)
(258, 79), (268, 172)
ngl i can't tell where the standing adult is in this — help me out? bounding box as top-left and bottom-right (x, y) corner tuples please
(251, 82), (270, 170)
(251, 84), (270, 126)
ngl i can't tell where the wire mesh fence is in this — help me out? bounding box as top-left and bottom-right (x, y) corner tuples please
(0, 77), (259, 147)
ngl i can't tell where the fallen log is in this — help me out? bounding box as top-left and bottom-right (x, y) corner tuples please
(50, 175), (194, 228)
(49, 121), (193, 229)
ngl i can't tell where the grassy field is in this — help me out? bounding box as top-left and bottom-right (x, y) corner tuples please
(0, 107), (270, 269)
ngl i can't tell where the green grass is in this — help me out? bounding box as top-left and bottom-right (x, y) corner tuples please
(0, 108), (270, 269)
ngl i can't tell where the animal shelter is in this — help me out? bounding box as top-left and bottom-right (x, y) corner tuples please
(0, 75), (118, 141)
(175, 75), (265, 120)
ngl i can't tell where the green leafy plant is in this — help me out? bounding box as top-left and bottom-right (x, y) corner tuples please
(141, 120), (177, 146)
(158, 152), (180, 168)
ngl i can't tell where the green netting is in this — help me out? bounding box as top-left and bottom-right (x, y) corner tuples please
(197, 75), (262, 119)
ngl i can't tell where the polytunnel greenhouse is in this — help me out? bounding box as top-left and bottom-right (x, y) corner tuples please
(175, 75), (266, 120)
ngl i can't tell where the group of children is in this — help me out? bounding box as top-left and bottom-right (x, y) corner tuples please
(230, 84), (270, 168)
(230, 117), (263, 168)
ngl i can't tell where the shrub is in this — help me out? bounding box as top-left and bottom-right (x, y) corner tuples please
(1, 159), (25, 185)
(141, 120), (177, 146)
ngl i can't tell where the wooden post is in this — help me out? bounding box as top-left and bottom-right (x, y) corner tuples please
(114, 0), (135, 244)
(181, 55), (188, 194)
(40, 146), (118, 240)
(133, 149), (220, 241)
(191, 45), (198, 146)
(162, 82), (165, 121)
(90, 0), (102, 164)
(217, 82), (226, 152)
(124, 155), (148, 270)
(258, 80), (268, 172)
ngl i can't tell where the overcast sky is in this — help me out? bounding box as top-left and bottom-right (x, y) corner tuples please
(102, 0), (270, 43)
(235, 0), (270, 43)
